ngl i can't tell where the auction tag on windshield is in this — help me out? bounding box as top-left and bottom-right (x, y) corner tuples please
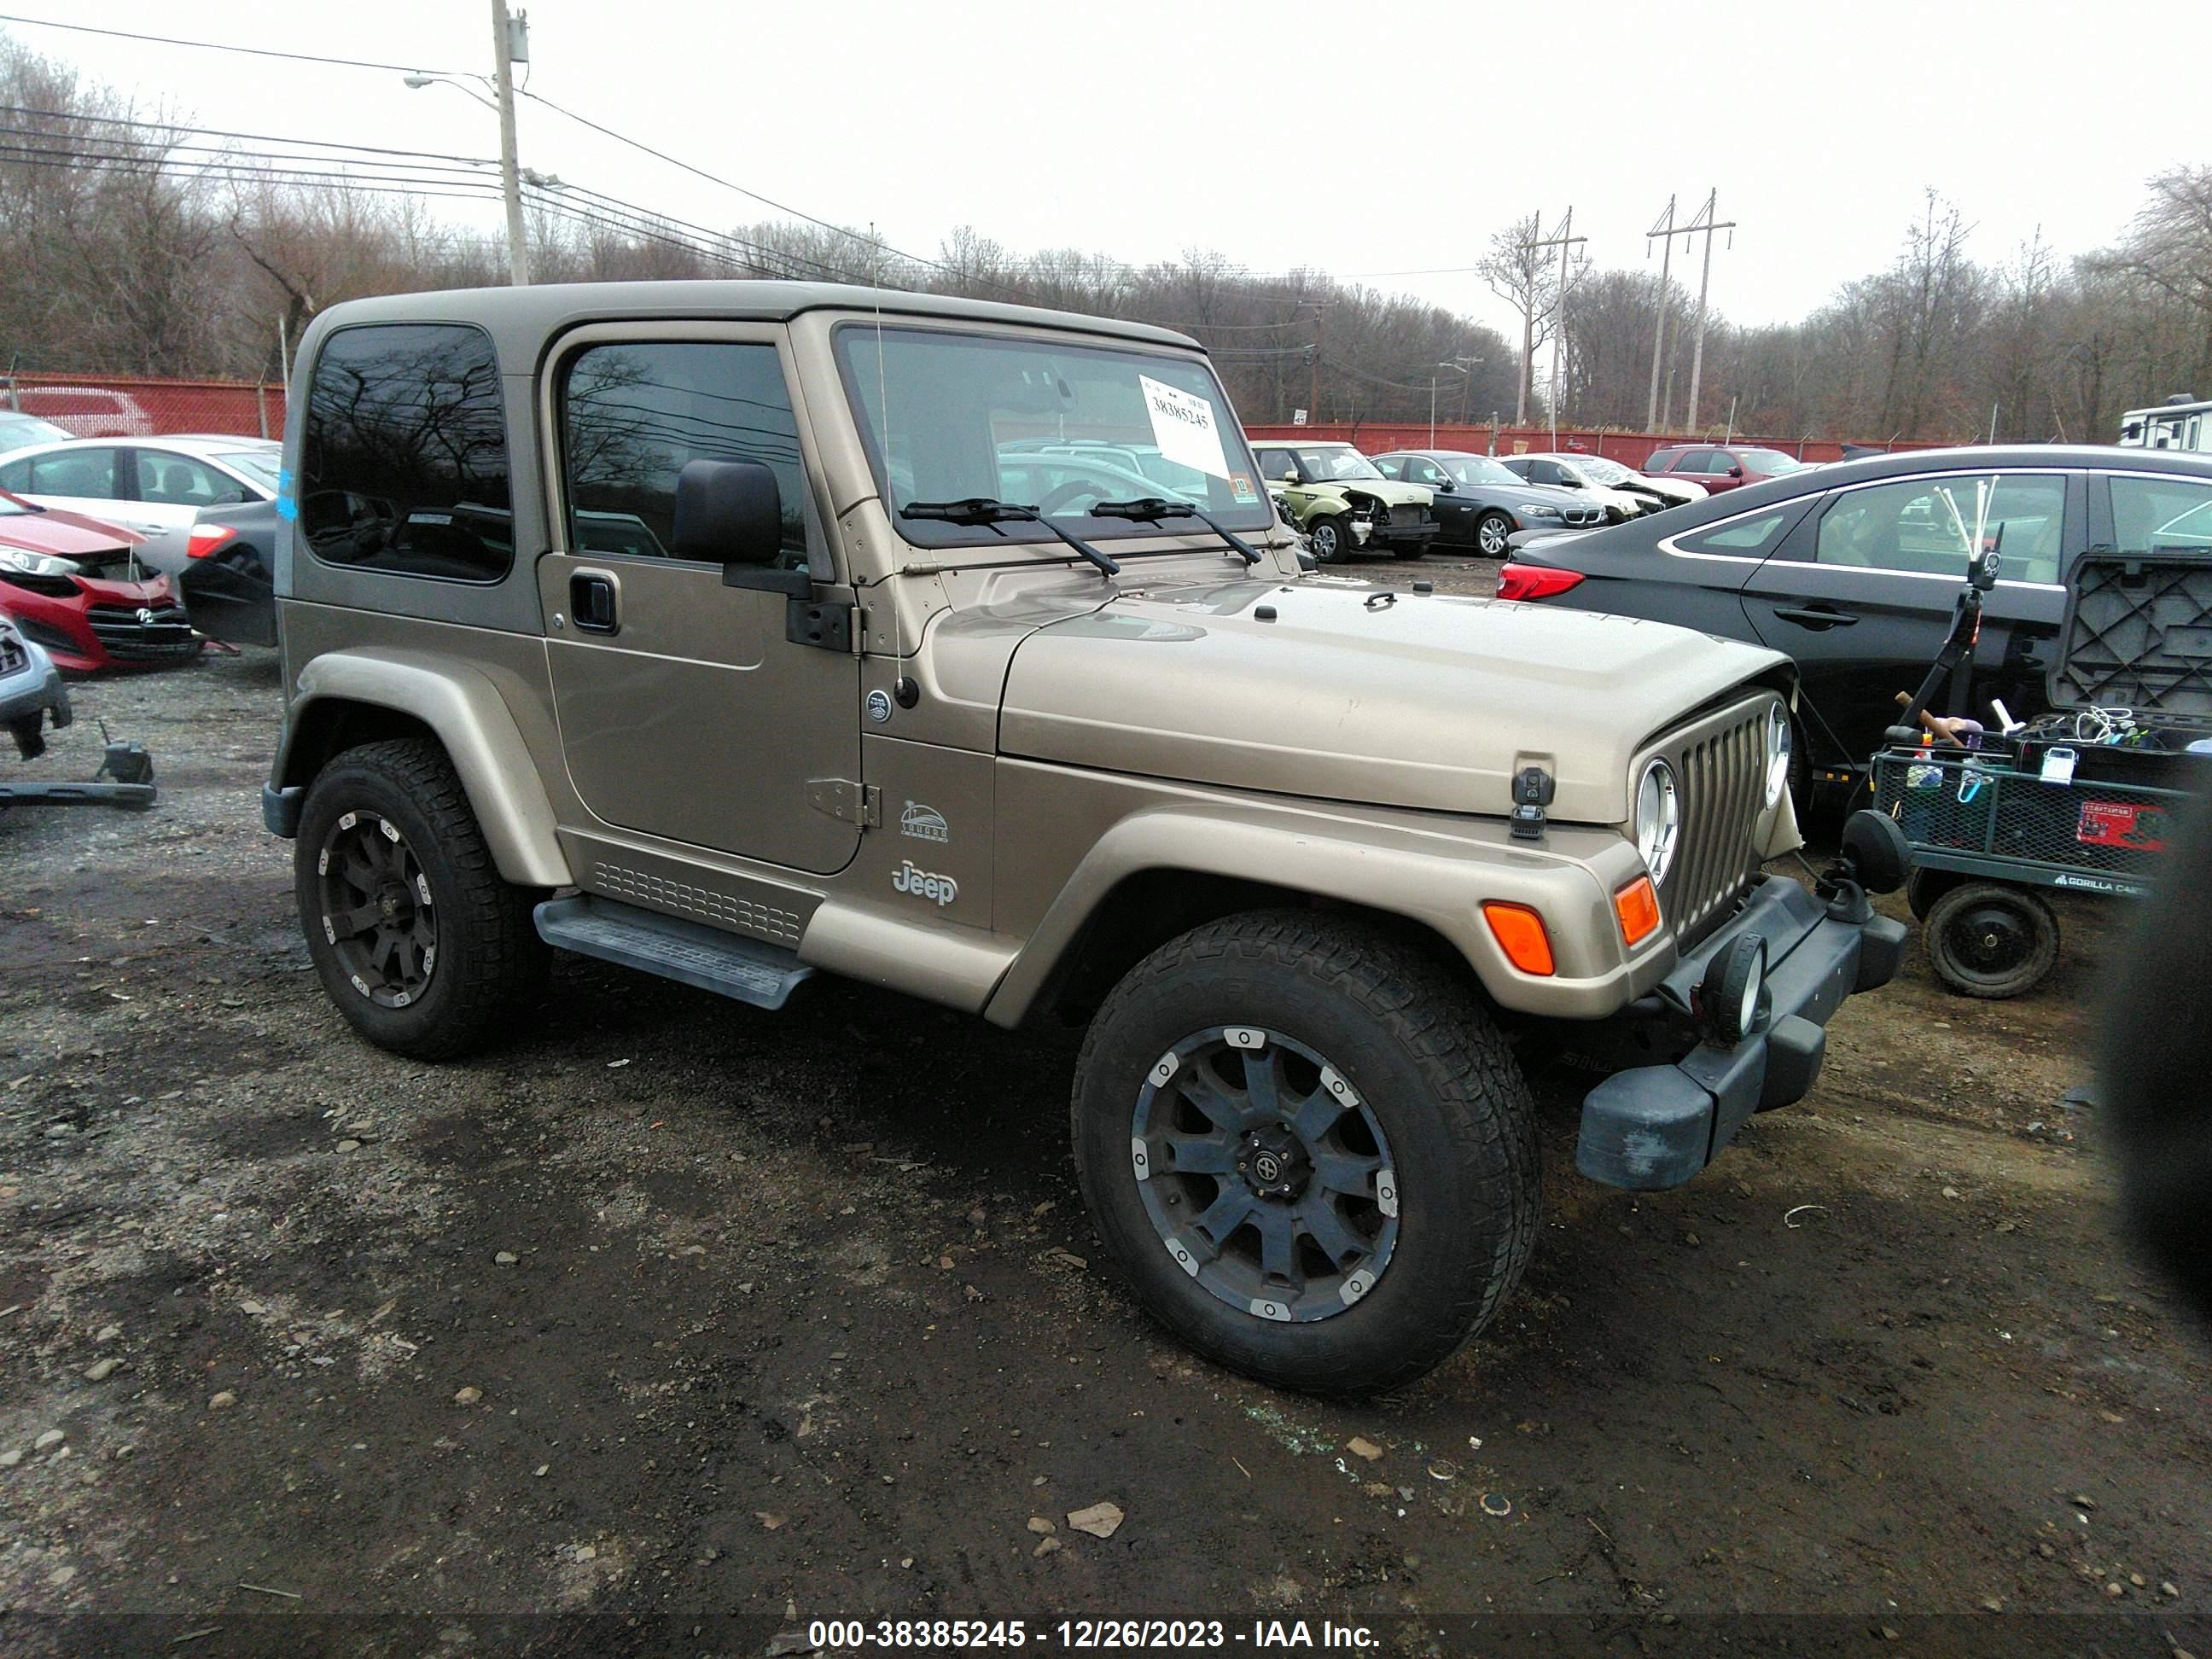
(2039, 746), (2077, 786)
(1139, 375), (1231, 480)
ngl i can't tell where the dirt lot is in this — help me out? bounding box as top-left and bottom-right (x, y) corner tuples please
(3, 569), (2209, 1656)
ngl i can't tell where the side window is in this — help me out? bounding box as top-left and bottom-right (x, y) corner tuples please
(0, 457), (28, 490)
(560, 341), (809, 569)
(28, 446), (119, 498)
(1407, 458), (1447, 486)
(1817, 474), (2066, 582)
(1678, 509), (1793, 557)
(1674, 451), (1714, 475)
(1371, 456), (1404, 479)
(2110, 474), (2212, 556)
(132, 451), (224, 508)
(1256, 448), (1298, 482)
(1645, 452), (1677, 474)
(302, 323), (512, 582)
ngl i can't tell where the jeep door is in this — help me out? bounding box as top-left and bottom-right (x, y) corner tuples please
(537, 328), (861, 876)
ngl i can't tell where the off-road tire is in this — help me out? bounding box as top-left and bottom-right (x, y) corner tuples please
(295, 738), (548, 1059)
(1473, 510), (1514, 558)
(1070, 910), (1539, 1394)
(1923, 881), (2058, 1000)
(1308, 515), (1352, 564)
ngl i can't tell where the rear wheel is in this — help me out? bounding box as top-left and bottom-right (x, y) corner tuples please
(1923, 881), (2059, 999)
(1071, 911), (1538, 1394)
(1473, 510), (1514, 557)
(295, 738), (548, 1058)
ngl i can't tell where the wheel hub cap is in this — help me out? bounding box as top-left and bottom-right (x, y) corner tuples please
(1238, 1125), (1311, 1201)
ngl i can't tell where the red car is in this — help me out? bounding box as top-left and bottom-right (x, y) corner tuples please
(1643, 443), (1812, 494)
(0, 492), (197, 672)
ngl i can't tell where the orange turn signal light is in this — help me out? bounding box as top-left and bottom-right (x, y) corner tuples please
(1481, 901), (1556, 977)
(1615, 876), (1662, 946)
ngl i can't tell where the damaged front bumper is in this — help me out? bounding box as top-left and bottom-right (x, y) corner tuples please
(1575, 875), (1906, 1190)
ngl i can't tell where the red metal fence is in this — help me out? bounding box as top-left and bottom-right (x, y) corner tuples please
(1242, 422), (1949, 468)
(1, 375), (288, 440)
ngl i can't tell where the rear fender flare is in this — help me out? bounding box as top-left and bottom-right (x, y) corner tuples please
(276, 649), (570, 888)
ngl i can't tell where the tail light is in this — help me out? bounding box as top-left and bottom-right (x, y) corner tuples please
(186, 524), (239, 560)
(1496, 562), (1586, 602)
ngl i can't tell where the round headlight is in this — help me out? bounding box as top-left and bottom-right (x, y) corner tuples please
(1765, 704), (1793, 809)
(1634, 759), (1680, 883)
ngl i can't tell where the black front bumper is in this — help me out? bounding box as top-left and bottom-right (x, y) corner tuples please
(1575, 876), (1906, 1190)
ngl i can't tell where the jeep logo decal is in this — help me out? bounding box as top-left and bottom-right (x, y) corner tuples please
(893, 860), (958, 906)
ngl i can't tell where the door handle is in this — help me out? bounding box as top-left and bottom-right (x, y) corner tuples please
(569, 571), (619, 634)
(1773, 605), (1858, 629)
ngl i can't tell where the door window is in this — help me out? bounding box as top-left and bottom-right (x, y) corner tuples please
(132, 451), (227, 508)
(302, 323), (512, 581)
(559, 341), (810, 569)
(2109, 474), (2212, 554)
(1371, 456), (1405, 479)
(1255, 448), (1300, 482)
(25, 445), (120, 498)
(1815, 474), (2066, 583)
(1405, 457), (1449, 487)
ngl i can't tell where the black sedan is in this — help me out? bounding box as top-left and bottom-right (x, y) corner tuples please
(1496, 445), (2212, 789)
(1371, 450), (1608, 556)
(176, 498), (279, 648)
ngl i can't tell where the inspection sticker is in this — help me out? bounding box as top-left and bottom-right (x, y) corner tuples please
(1139, 374), (1230, 480)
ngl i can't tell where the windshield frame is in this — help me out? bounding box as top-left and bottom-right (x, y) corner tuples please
(832, 321), (1273, 553)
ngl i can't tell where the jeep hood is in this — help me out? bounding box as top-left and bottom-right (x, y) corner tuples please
(997, 578), (1784, 822)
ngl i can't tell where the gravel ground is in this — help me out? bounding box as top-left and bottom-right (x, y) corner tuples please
(2, 618), (2208, 1657)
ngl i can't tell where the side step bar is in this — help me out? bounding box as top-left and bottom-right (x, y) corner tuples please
(533, 895), (814, 1010)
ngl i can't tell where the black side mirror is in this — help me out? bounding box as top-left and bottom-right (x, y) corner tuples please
(673, 457), (783, 564)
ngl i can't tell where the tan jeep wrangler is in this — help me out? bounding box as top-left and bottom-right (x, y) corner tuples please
(263, 282), (1909, 1394)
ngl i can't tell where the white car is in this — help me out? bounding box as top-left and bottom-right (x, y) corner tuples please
(0, 434), (281, 574)
(1542, 451), (1709, 510)
(1500, 452), (1679, 521)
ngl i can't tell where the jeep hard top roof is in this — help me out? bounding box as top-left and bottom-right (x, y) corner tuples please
(306, 280), (1202, 353)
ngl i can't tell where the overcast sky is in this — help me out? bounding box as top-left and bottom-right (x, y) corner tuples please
(19, 0), (2210, 339)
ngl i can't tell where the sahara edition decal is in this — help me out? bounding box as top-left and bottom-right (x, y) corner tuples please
(900, 800), (950, 842)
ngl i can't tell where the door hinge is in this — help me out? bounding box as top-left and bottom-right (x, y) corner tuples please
(788, 597), (855, 652)
(807, 777), (881, 828)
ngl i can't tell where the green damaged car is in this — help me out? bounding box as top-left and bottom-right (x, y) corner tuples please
(1249, 439), (1441, 562)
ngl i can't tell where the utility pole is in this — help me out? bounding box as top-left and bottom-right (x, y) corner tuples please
(1682, 189), (1734, 434)
(1644, 194), (1677, 432)
(1517, 210), (1586, 443)
(1308, 300), (1324, 423)
(1648, 189), (1734, 433)
(491, 0), (531, 285)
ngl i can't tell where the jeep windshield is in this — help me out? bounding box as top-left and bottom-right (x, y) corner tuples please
(836, 325), (1272, 549)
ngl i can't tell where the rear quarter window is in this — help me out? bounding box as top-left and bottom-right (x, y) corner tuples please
(301, 323), (513, 582)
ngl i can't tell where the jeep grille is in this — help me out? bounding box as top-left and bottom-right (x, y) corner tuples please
(1653, 696), (1772, 947)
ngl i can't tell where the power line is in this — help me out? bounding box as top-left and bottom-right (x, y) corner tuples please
(0, 12), (463, 77)
(515, 86), (1010, 294)
(0, 102), (497, 166)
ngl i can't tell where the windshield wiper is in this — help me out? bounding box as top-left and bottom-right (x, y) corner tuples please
(1086, 498), (1261, 565)
(900, 498), (1120, 577)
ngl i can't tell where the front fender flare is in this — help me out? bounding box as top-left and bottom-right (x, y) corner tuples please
(277, 649), (571, 888)
(981, 799), (1661, 1027)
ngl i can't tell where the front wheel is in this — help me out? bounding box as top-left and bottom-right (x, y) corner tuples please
(1473, 510), (1514, 558)
(1923, 881), (2059, 999)
(1071, 911), (1539, 1394)
(1307, 515), (1352, 564)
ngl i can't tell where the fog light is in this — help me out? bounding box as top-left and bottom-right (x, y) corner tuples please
(1700, 934), (1767, 1045)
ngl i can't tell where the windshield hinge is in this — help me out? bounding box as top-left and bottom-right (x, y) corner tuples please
(789, 597), (855, 653)
(1509, 765), (1554, 841)
(807, 777), (881, 829)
